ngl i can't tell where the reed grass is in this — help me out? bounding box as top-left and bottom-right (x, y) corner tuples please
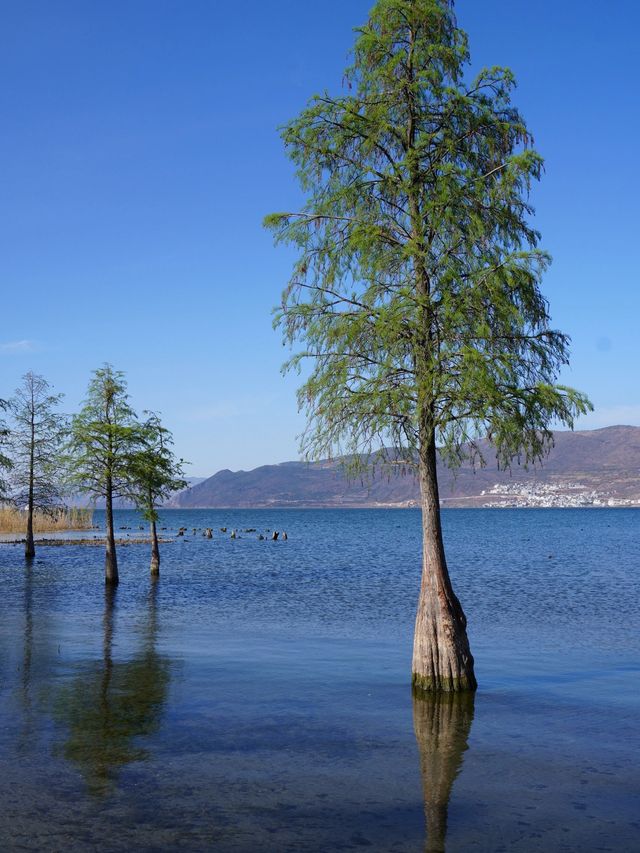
(0, 506), (94, 533)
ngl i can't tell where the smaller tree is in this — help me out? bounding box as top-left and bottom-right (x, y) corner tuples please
(128, 413), (187, 576)
(67, 365), (142, 585)
(0, 399), (11, 501)
(9, 371), (67, 560)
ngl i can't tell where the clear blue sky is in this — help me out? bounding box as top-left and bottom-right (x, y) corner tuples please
(1, 1), (637, 475)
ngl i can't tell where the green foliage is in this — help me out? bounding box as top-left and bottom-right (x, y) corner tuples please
(266, 0), (591, 472)
(8, 371), (67, 511)
(127, 412), (187, 523)
(66, 365), (143, 501)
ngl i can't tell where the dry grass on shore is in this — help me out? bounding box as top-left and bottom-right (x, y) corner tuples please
(0, 506), (94, 533)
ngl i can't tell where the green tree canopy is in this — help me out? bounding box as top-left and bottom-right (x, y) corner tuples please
(128, 412), (187, 525)
(68, 366), (140, 500)
(266, 0), (591, 692)
(128, 412), (187, 574)
(266, 0), (590, 470)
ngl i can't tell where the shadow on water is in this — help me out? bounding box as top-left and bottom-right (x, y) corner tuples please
(53, 581), (172, 796)
(413, 690), (475, 853)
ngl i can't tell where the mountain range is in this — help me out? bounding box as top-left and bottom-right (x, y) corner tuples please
(172, 425), (640, 509)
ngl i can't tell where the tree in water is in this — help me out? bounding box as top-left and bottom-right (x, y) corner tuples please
(8, 371), (67, 560)
(0, 398), (12, 500)
(67, 365), (141, 585)
(128, 412), (187, 576)
(265, 0), (591, 691)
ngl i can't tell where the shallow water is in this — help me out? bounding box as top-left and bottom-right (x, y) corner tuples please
(0, 508), (638, 851)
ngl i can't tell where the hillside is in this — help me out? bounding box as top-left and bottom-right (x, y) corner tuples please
(172, 426), (640, 509)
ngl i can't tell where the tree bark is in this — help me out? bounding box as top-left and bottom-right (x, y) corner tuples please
(104, 478), (119, 585)
(25, 503), (34, 561)
(150, 519), (160, 576)
(412, 433), (476, 692)
(403, 24), (474, 691)
(25, 400), (35, 561)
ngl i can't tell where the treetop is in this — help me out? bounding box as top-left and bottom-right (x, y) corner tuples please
(266, 0), (591, 472)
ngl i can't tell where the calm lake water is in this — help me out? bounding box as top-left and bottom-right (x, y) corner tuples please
(0, 508), (638, 852)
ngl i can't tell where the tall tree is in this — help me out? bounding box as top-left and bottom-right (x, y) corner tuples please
(128, 413), (187, 576)
(265, 0), (591, 691)
(68, 365), (141, 585)
(9, 371), (66, 560)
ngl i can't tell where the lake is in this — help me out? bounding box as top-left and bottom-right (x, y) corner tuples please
(0, 508), (638, 851)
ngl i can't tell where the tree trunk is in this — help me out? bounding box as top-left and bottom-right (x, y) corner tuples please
(25, 504), (34, 561)
(104, 480), (119, 585)
(150, 519), (160, 576)
(25, 406), (35, 561)
(412, 434), (476, 692)
(413, 690), (475, 852)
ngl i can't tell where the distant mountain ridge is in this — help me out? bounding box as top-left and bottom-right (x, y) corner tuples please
(172, 426), (640, 508)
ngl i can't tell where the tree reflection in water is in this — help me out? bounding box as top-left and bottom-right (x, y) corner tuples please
(54, 581), (170, 796)
(413, 690), (475, 853)
(17, 561), (34, 751)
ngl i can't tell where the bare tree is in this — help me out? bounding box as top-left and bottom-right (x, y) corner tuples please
(9, 372), (66, 560)
(0, 399), (11, 501)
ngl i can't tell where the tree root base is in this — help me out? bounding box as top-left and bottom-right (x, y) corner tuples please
(412, 671), (477, 694)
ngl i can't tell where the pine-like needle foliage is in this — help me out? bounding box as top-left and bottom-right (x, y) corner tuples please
(67, 365), (142, 504)
(128, 412), (187, 525)
(266, 0), (591, 472)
